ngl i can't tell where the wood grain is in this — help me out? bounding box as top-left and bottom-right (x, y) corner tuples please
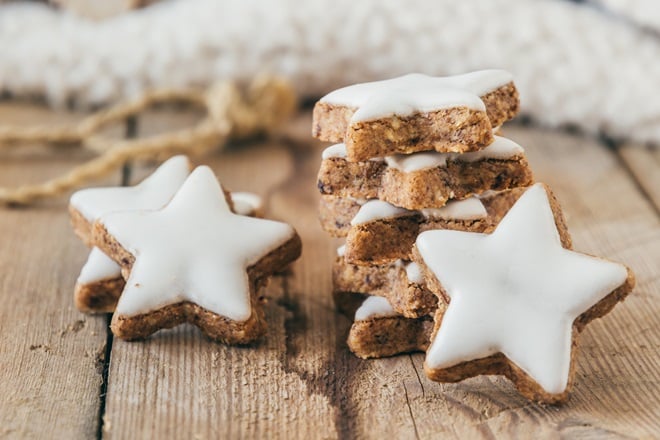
(618, 144), (660, 213)
(1, 105), (658, 439)
(0, 103), (114, 438)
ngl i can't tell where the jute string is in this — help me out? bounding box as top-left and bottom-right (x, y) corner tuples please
(0, 75), (297, 206)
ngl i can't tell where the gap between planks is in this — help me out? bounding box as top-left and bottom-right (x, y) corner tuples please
(96, 114), (140, 438)
(0, 102), (117, 439)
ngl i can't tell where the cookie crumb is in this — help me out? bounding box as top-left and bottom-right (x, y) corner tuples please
(61, 319), (86, 336)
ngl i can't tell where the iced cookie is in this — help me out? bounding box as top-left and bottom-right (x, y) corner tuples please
(413, 183), (635, 403)
(92, 166), (301, 344)
(73, 191), (264, 314)
(321, 188), (526, 265)
(313, 70), (519, 161)
(317, 136), (533, 210)
(74, 248), (124, 313)
(345, 295), (434, 359)
(333, 246), (436, 318)
(70, 155), (192, 246)
(230, 191), (265, 218)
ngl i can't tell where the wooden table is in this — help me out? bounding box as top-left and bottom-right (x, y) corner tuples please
(0, 104), (658, 439)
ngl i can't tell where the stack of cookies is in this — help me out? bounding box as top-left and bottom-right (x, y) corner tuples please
(313, 70), (532, 356)
(313, 70), (635, 403)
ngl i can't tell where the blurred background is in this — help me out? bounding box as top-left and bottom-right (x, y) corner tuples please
(0, 0), (659, 146)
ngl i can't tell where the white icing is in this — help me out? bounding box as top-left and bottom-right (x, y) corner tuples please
(420, 197), (487, 220)
(354, 296), (398, 321)
(458, 136), (524, 162)
(350, 199), (411, 225)
(404, 262), (425, 285)
(230, 191), (262, 217)
(102, 166), (296, 321)
(321, 70), (513, 122)
(393, 260), (424, 284)
(321, 143), (347, 159)
(348, 196), (486, 227)
(77, 247), (122, 284)
(385, 151), (448, 172)
(416, 183), (629, 394)
(322, 143), (384, 162)
(70, 155), (191, 222)
(384, 135), (524, 172)
(337, 245), (346, 257)
(72, 156), (191, 289)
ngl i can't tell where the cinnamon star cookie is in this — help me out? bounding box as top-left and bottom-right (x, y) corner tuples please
(413, 183), (635, 403)
(93, 166), (301, 344)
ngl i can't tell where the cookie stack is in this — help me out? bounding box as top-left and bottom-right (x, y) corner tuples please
(312, 70), (530, 354)
(313, 71), (635, 403)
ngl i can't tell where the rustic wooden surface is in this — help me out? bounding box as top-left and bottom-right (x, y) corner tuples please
(0, 103), (116, 439)
(0, 104), (658, 439)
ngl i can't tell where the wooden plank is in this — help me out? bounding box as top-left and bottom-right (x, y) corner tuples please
(618, 144), (660, 213)
(101, 128), (340, 438)
(0, 103), (114, 438)
(101, 111), (660, 438)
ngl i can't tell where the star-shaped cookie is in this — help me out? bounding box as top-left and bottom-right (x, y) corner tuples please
(73, 189), (265, 314)
(347, 295), (433, 359)
(313, 70), (519, 160)
(92, 166), (301, 344)
(74, 247), (124, 313)
(413, 183), (635, 403)
(317, 136), (533, 210)
(70, 155), (192, 313)
(70, 155), (192, 245)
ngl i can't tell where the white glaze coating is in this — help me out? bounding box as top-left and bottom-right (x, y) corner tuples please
(77, 247), (122, 284)
(416, 183), (628, 394)
(350, 200), (411, 225)
(384, 135), (524, 172)
(230, 191), (262, 217)
(349, 196), (486, 226)
(70, 155), (191, 221)
(337, 245), (346, 257)
(77, 191), (263, 286)
(355, 296), (398, 321)
(384, 151), (449, 172)
(404, 262), (425, 285)
(72, 156), (191, 287)
(322, 143), (348, 159)
(321, 70), (513, 122)
(101, 166), (297, 321)
(321, 143), (384, 162)
(420, 197), (487, 220)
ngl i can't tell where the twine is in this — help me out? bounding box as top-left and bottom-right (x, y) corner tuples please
(0, 75), (297, 206)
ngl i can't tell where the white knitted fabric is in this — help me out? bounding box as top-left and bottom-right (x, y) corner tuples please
(1, 0), (659, 144)
(590, 0), (660, 31)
